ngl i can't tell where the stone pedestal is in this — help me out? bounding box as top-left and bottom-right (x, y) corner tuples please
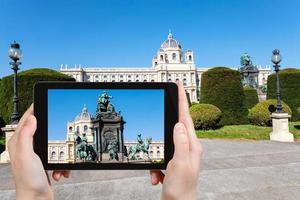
(0, 124), (18, 163)
(270, 113), (294, 142)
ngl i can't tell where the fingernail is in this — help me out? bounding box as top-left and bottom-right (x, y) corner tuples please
(174, 123), (185, 134)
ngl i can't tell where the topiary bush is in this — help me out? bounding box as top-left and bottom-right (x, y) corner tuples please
(267, 68), (300, 121)
(248, 99), (292, 126)
(243, 86), (259, 109)
(190, 103), (222, 130)
(200, 67), (248, 125)
(0, 68), (75, 124)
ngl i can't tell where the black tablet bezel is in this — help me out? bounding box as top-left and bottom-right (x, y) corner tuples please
(33, 81), (178, 170)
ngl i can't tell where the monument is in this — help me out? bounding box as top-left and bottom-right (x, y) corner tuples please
(239, 53), (259, 89)
(92, 91), (126, 162)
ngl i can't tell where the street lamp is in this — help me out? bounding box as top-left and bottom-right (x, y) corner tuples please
(271, 49), (282, 113)
(8, 41), (22, 124)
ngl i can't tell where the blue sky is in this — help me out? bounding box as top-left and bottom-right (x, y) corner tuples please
(48, 89), (164, 141)
(0, 0), (299, 77)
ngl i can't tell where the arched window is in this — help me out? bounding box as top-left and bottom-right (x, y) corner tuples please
(95, 75), (99, 79)
(104, 75), (107, 78)
(172, 53), (176, 60)
(183, 78), (187, 86)
(76, 126), (79, 133)
(168, 78), (172, 82)
(189, 55), (192, 61)
(69, 126), (73, 132)
(151, 79), (155, 82)
(83, 125), (88, 132)
(160, 55), (163, 61)
(143, 79), (147, 82)
(51, 151), (56, 159)
(128, 80), (132, 82)
(59, 151), (64, 159)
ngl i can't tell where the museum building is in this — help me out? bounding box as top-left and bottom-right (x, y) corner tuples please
(60, 32), (272, 102)
(48, 105), (164, 163)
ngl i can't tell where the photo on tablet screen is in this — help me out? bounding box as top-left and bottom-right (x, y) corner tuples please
(47, 89), (164, 164)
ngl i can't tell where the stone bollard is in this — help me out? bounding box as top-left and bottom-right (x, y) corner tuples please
(270, 112), (294, 142)
(0, 124), (17, 163)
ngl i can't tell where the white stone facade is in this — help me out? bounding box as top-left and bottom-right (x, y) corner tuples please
(60, 32), (272, 102)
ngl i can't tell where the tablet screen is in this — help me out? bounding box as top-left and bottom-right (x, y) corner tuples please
(47, 89), (165, 164)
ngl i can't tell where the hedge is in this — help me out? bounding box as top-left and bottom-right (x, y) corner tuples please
(0, 68), (75, 124)
(267, 68), (300, 121)
(248, 99), (292, 126)
(200, 67), (248, 125)
(243, 86), (259, 109)
(190, 104), (222, 130)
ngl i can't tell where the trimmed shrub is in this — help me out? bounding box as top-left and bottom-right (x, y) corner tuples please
(0, 68), (75, 124)
(190, 104), (222, 130)
(200, 67), (248, 125)
(267, 68), (300, 121)
(248, 99), (292, 126)
(243, 86), (259, 109)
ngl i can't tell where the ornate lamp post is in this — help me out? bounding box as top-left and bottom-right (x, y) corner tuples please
(269, 49), (294, 142)
(271, 49), (282, 113)
(8, 41), (22, 124)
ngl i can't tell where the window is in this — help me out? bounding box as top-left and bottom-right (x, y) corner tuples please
(151, 79), (155, 82)
(112, 80), (115, 82)
(104, 75), (107, 78)
(120, 80), (124, 82)
(59, 151), (64, 159)
(172, 53), (176, 60)
(168, 78), (172, 82)
(155, 62), (158, 65)
(83, 125), (88, 132)
(120, 75), (123, 78)
(157, 146), (160, 149)
(95, 80), (99, 82)
(95, 75), (99, 79)
(189, 55), (192, 61)
(136, 75), (139, 78)
(136, 80), (139, 82)
(183, 78), (187, 86)
(128, 75), (131, 78)
(69, 126), (73, 132)
(183, 74), (186, 77)
(51, 151), (56, 159)
(160, 55), (163, 61)
(157, 151), (160, 157)
(176, 78), (179, 82)
(128, 80), (131, 82)
(112, 75), (115, 78)
(168, 73), (171, 77)
(143, 79), (147, 82)
(76, 126), (79, 133)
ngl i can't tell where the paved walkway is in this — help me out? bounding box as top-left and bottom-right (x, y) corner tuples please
(1, 139), (300, 200)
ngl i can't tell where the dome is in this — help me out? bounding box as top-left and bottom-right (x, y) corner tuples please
(160, 32), (181, 49)
(75, 104), (92, 121)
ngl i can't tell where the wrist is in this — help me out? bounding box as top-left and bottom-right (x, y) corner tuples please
(16, 189), (53, 200)
(161, 189), (197, 200)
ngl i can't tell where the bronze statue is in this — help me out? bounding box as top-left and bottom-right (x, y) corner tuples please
(75, 132), (97, 161)
(128, 134), (152, 160)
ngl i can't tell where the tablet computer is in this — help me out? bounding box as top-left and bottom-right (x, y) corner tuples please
(33, 82), (178, 170)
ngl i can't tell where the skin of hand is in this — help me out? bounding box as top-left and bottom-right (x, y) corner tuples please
(8, 104), (70, 200)
(150, 82), (203, 200)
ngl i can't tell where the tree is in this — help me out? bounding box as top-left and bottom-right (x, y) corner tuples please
(200, 67), (248, 125)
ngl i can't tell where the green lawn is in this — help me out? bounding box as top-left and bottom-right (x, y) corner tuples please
(196, 122), (300, 140)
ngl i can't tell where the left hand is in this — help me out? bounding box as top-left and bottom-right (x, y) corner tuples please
(8, 104), (70, 200)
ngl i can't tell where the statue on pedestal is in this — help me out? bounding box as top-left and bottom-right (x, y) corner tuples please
(239, 53), (259, 89)
(107, 140), (119, 161)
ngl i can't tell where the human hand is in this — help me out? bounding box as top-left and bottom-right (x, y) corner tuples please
(150, 82), (203, 200)
(8, 104), (70, 200)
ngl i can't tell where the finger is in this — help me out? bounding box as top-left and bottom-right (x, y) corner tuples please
(173, 123), (190, 160)
(62, 171), (70, 178)
(52, 171), (62, 181)
(177, 82), (198, 150)
(14, 104), (34, 139)
(150, 170), (164, 185)
(17, 115), (37, 153)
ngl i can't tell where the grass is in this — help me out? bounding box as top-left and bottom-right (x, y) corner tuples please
(196, 121), (300, 140)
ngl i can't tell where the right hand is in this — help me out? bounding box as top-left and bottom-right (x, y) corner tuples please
(150, 82), (203, 200)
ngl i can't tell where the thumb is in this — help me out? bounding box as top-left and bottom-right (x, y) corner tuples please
(17, 114), (37, 152)
(173, 123), (190, 160)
